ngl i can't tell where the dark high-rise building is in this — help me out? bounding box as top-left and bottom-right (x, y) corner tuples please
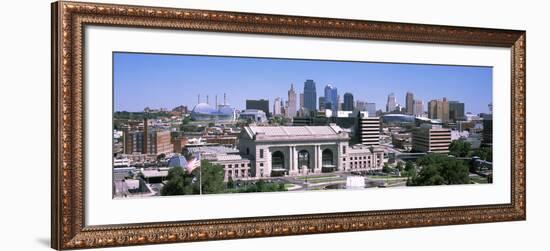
(318, 97), (325, 111)
(324, 84), (338, 113)
(406, 92), (414, 115)
(303, 79), (317, 111)
(343, 92), (354, 111)
(449, 101), (465, 121)
(246, 99), (270, 117)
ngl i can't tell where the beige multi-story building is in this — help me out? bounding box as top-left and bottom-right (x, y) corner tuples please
(428, 98), (450, 123)
(357, 112), (381, 147)
(344, 145), (384, 172)
(412, 124), (452, 153)
(406, 92), (414, 115)
(413, 99), (424, 116)
(212, 155), (252, 181)
(186, 146), (252, 182)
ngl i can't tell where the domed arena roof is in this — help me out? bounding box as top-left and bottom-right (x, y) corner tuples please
(218, 105), (235, 115)
(190, 103), (235, 121)
(381, 114), (415, 123)
(191, 103), (216, 115)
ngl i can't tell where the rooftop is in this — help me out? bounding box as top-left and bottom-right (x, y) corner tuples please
(242, 125), (349, 142)
(141, 169), (169, 178)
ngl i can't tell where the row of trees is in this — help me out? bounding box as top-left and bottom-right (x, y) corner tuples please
(114, 111), (173, 120)
(449, 139), (493, 162)
(227, 179), (287, 193)
(179, 116), (205, 133)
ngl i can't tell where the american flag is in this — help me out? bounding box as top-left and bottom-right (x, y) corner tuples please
(186, 152), (201, 173)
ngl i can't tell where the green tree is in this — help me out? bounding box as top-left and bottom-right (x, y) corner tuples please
(227, 177), (235, 189)
(160, 167), (198, 196)
(382, 163), (391, 173)
(271, 116), (291, 126)
(405, 161), (414, 172)
(198, 160), (225, 194)
(396, 162), (404, 172)
(439, 158), (470, 184)
(404, 161), (416, 177)
(181, 116), (191, 125)
(234, 180), (287, 193)
(473, 147), (493, 162)
(410, 154), (470, 186)
(449, 139), (472, 157)
(411, 164), (445, 185)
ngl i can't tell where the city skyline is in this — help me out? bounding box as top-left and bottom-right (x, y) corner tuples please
(114, 52), (492, 114)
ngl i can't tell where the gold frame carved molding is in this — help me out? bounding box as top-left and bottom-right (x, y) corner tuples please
(51, 1), (526, 250)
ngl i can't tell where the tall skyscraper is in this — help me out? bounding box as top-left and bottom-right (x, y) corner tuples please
(273, 97), (282, 116)
(343, 92), (354, 111)
(449, 101), (465, 121)
(366, 102), (376, 117)
(386, 93), (397, 112)
(413, 99), (424, 116)
(428, 98), (450, 123)
(406, 92), (414, 115)
(324, 84), (338, 113)
(299, 93), (305, 109)
(286, 83), (297, 118)
(303, 79), (317, 111)
(246, 99), (270, 117)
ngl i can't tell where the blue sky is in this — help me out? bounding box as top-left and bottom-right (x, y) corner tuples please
(114, 52), (492, 114)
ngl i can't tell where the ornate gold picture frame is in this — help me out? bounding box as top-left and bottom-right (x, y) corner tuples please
(51, 1), (526, 249)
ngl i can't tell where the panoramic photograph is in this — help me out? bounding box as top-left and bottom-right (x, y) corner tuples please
(112, 52), (494, 198)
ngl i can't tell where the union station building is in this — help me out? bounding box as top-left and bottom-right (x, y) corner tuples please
(238, 124), (384, 179)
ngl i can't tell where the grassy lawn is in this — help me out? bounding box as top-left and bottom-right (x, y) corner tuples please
(284, 183), (297, 189)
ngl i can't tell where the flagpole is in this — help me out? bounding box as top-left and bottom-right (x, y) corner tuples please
(198, 152), (202, 195)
